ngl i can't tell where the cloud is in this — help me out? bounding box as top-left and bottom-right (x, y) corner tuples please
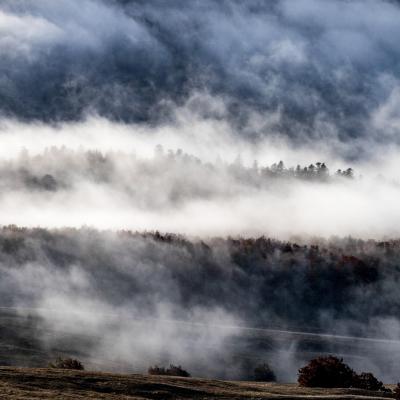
(0, 114), (399, 239)
(0, 0), (400, 150)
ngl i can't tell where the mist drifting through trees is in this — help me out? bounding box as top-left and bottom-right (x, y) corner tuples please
(1, 0), (400, 384)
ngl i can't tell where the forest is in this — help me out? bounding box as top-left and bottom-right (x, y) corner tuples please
(0, 147), (355, 194)
(1, 225), (399, 331)
(1, 225), (399, 379)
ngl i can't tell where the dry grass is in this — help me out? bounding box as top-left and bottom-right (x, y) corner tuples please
(0, 367), (395, 399)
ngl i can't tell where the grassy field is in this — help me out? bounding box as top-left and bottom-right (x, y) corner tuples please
(0, 367), (395, 399)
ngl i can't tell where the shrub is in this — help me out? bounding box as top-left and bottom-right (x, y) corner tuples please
(298, 356), (355, 388)
(298, 357), (390, 392)
(148, 364), (190, 377)
(353, 372), (384, 391)
(167, 364), (191, 377)
(394, 383), (400, 399)
(49, 357), (84, 370)
(253, 363), (276, 382)
(148, 365), (167, 375)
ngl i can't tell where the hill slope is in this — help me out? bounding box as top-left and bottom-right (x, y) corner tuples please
(0, 367), (394, 399)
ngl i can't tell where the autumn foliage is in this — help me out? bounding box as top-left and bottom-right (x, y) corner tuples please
(298, 356), (355, 388)
(353, 372), (385, 391)
(298, 356), (389, 392)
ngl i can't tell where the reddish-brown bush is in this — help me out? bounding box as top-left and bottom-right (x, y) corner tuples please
(298, 356), (390, 392)
(298, 356), (355, 388)
(353, 372), (384, 391)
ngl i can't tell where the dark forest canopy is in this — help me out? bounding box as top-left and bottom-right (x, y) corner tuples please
(0, 225), (398, 333)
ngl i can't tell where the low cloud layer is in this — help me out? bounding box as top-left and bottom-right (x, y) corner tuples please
(0, 113), (399, 239)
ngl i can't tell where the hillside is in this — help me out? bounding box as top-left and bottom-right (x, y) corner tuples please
(0, 367), (395, 400)
(0, 227), (400, 381)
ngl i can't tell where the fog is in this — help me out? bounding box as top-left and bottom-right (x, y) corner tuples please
(1, 228), (400, 381)
(0, 112), (399, 238)
(1, 0), (400, 385)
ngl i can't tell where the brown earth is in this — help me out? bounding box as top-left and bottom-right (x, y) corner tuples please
(0, 367), (395, 399)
